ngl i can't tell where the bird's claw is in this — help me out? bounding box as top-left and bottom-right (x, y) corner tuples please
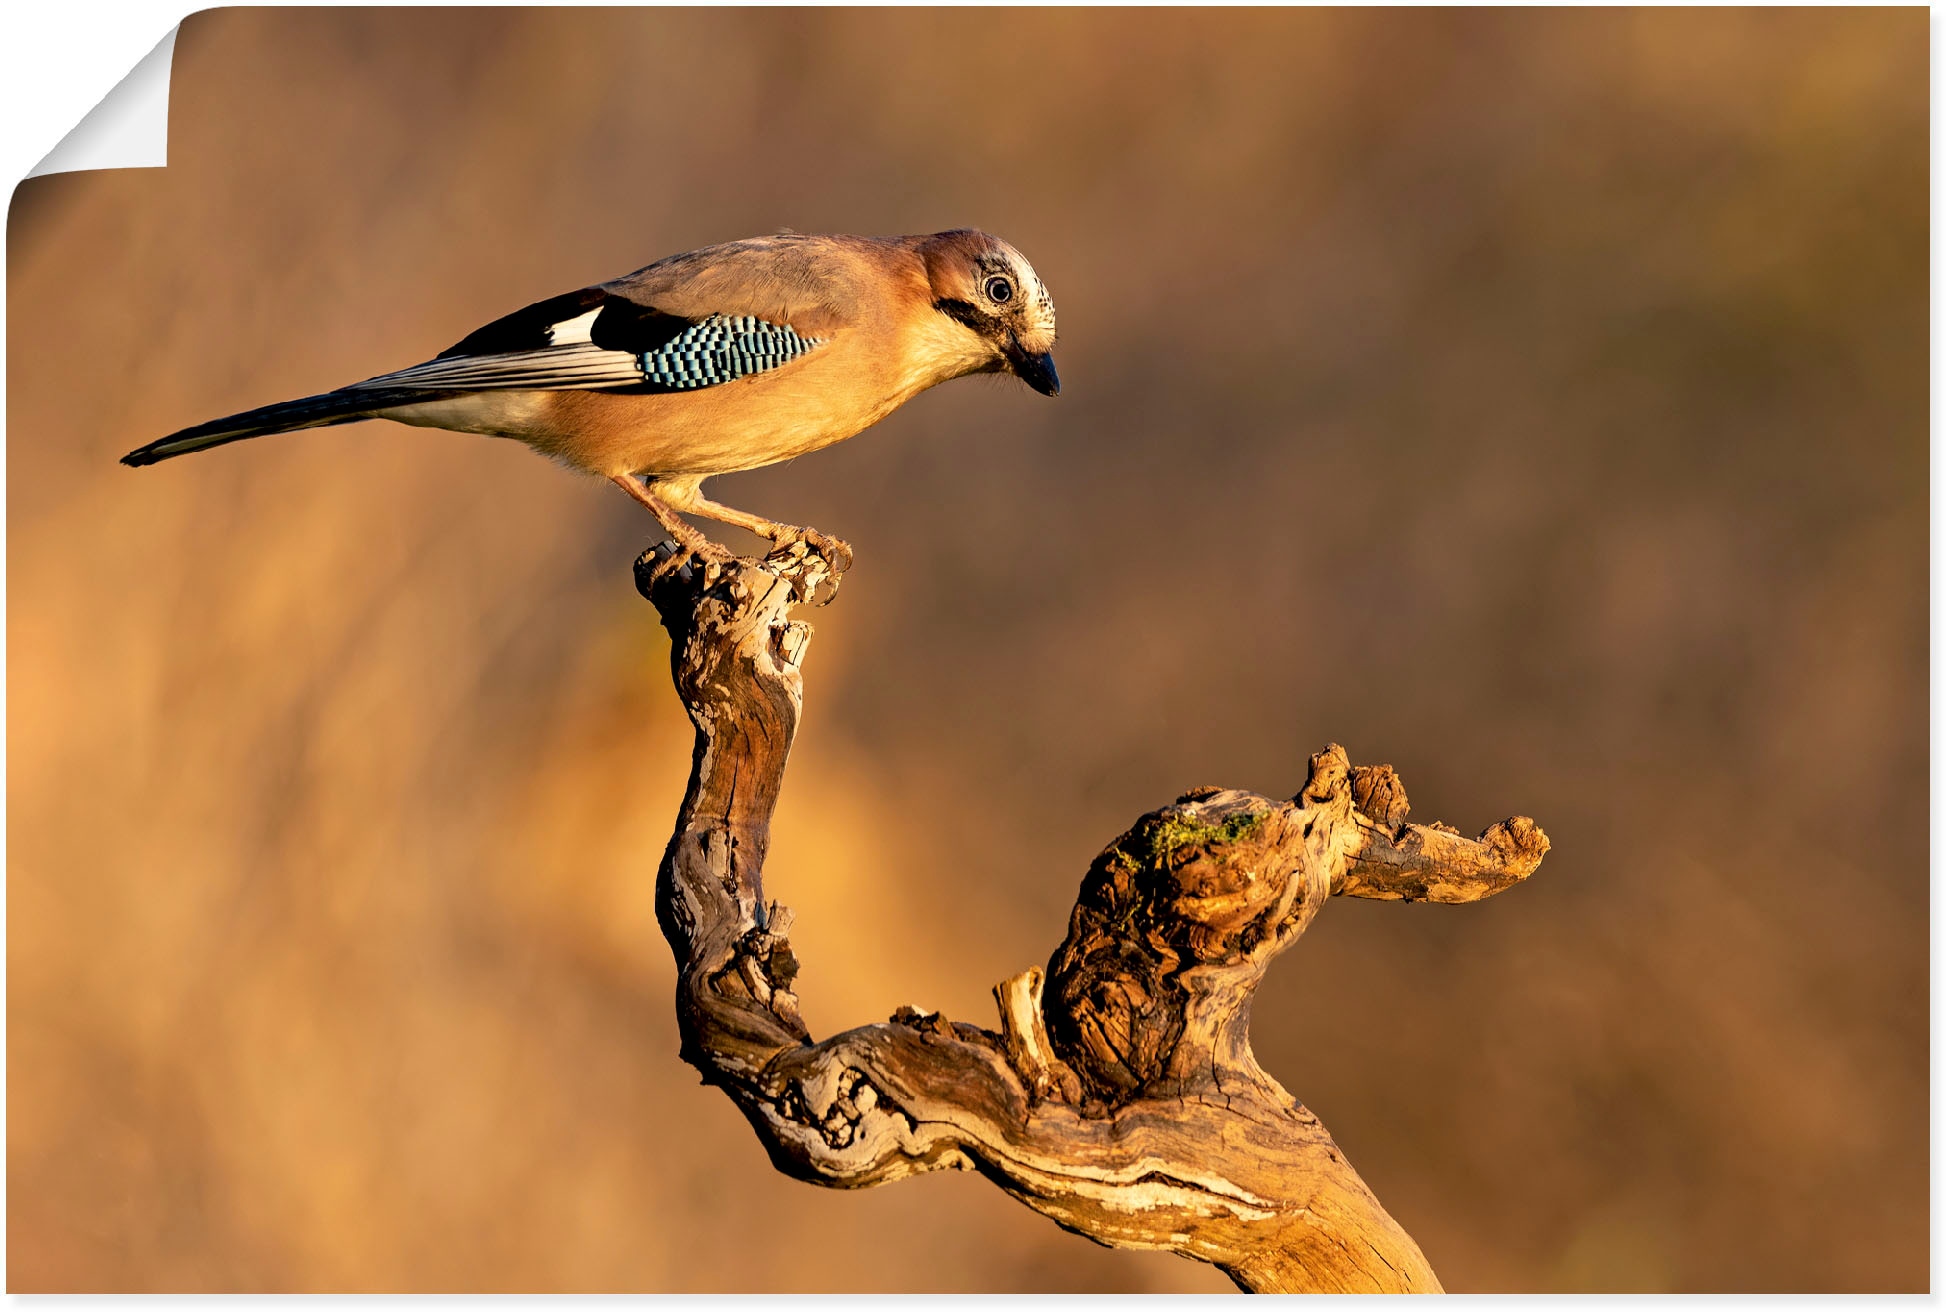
(637, 526), (848, 609)
(764, 528), (851, 605)
(645, 534), (736, 588)
(767, 528), (852, 576)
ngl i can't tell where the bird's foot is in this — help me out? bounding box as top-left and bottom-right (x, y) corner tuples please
(610, 476), (741, 587)
(632, 501), (849, 606)
(765, 526), (852, 575)
(763, 527), (851, 606)
(636, 534), (845, 611)
(645, 529), (737, 588)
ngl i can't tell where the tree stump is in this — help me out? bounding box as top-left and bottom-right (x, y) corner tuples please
(635, 543), (1550, 1293)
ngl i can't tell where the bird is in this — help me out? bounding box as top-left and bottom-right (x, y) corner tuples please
(121, 229), (1059, 572)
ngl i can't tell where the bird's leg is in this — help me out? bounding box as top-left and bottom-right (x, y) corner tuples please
(656, 483), (854, 575)
(610, 476), (735, 582)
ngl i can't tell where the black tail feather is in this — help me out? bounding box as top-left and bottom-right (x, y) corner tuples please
(120, 388), (437, 467)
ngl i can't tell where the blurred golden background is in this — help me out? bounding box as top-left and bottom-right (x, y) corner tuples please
(7, 7), (1926, 1292)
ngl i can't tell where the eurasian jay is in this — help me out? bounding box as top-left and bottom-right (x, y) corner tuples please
(122, 229), (1059, 566)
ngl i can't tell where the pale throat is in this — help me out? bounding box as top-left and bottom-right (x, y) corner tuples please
(899, 314), (999, 394)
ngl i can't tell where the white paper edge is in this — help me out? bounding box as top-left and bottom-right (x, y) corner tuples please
(25, 25), (178, 178)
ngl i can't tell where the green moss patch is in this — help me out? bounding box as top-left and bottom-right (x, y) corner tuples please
(1145, 806), (1267, 865)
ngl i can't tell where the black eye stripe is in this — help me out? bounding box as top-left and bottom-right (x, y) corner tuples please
(933, 297), (990, 332)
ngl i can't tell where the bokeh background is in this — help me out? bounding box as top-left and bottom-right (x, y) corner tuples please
(8, 7), (1927, 1293)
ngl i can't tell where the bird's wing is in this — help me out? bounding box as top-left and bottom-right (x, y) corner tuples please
(354, 240), (860, 397)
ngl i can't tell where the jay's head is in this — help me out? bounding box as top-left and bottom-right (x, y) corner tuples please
(917, 230), (1060, 396)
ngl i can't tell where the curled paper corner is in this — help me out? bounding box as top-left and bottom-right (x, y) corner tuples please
(27, 27), (179, 179)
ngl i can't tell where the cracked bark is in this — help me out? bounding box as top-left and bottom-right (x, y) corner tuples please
(636, 543), (1551, 1293)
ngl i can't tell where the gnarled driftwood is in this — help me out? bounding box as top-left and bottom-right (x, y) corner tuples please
(636, 543), (1549, 1293)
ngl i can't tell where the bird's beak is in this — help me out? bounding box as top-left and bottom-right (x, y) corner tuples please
(1007, 342), (1061, 397)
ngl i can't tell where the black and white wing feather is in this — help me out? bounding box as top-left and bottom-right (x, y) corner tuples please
(363, 302), (825, 395)
(635, 316), (826, 390)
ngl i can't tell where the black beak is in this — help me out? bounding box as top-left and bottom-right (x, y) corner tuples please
(1008, 345), (1061, 397)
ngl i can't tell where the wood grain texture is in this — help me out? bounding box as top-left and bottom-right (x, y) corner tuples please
(634, 546), (1550, 1293)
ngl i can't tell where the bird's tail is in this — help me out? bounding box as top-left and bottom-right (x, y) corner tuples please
(120, 387), (430, 467)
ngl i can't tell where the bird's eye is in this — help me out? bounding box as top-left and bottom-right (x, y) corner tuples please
(985, 275), (1014, 304)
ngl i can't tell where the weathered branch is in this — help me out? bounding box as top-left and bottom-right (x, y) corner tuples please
(636, 545), (1550, 1293)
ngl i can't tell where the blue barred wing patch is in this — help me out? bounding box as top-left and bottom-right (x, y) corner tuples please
(640, 315), (824, 390)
